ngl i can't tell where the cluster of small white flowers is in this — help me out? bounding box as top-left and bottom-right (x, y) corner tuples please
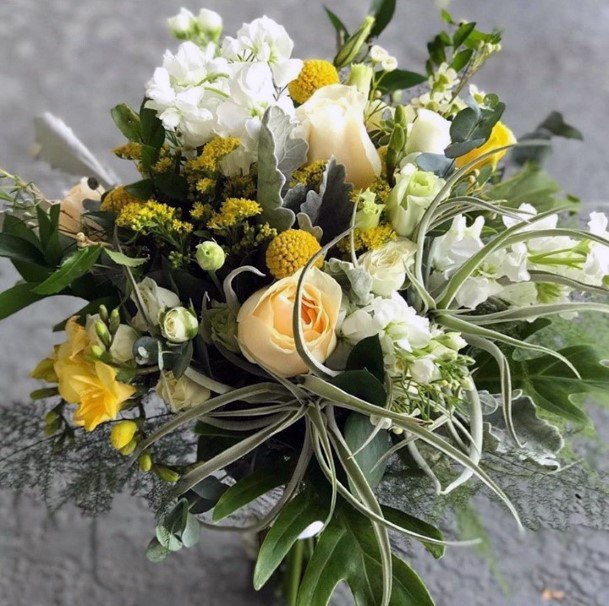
(369, 45), (398, 73)
(146, 11), (303, 169)
(409, 63), (465, 116)
(429, 204), (609, 310)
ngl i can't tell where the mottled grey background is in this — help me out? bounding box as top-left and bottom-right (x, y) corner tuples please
(1, 1), (609, 605)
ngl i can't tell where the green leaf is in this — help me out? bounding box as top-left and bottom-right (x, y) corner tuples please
(187, 476), (229, 514)
(344, 413), (392, 490)
(145, 538), (170, 563)
(32, 246), (102, 295)
(330, 369), (387, 408)
(140, 105), (165, 148)
(0, 233), (47, 266)
(346, 335), (385, 383)
(105, 249), (148, 267)
(377, 69), (427, 94)
(297, 503), (434, 606)
(155, 173), (188, 201)
(2, 214), (42, 248)
(453, 22), (476, 47)
(451, 48), (474, 72)
(125, 179), (155, 200)
(181, 513), (200, 548)
(475, 345), (609, 424)
(213, 465), (294, 521)
(254, 491), (328, 590)
(381, 506), (444, 559)
(369, 0), (396, 38)
(538, 111), (583, 140)
(257, 106), (307, 231)
(111, 104), (141, 141)
(0, 282), (44, 320)
(324, 6), (349, 44)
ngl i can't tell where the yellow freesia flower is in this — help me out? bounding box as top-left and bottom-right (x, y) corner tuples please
(455, 121), (516, 171)
(51, 318), (136, 431)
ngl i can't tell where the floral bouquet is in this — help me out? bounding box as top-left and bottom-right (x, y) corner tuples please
(2, 2), (609, 604)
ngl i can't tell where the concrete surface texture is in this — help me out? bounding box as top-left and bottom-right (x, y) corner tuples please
(1, 0), (608, 604)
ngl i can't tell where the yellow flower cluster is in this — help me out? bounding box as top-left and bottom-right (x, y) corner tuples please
(266, 229), (323, 279)
(207, 198), (262, 231)
(151, 157), (174, 174)
(222, 174), (257, 200)
(113, 142), (141, 160)
(101, 186), (144, 213)
(32, 318), (135, 431)
(186, 137), (241, 174)
(290, 160), (327, 190)
(191, 201), (214, 222)
(196, 177), (215, 195)
(230, 223), (277, 257)
(116, 200), (193, 236)
(339, 224), (397, 254)
(288, 59), (340, 104)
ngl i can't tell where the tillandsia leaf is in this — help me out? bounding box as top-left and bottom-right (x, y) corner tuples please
(381, 506), (445, 559)
(0, 282), (45, 321)
(300, 159), (354, 245)
(431, 195), (531, 225)
(475, 344), (609, 424)
(173, 408), (306, 496)
(465, 335), (520, 446)
(257, 106), (307, 231)
(184, 367), (232, 395)
(32, 246), (102, 295)
(527, 271), (609, 297)
(222, 265), (265, 313)
(404, 264), (435, 314)
(303, 376), (523, 527)
(407, 441), (442, 494)
(130, 384), (288, 459)
(34, 112), (119, 187)
(253, 489), (328, 590)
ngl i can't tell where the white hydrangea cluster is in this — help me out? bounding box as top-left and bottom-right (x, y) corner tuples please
(146, 12), (302, 168)
(429, 204), (609, 310)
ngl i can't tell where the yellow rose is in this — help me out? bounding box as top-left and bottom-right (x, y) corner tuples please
(456, 121), (516, 171)
(236, 268), (342, 377)
(56, 177), (104, 236)
(296, 84), (382, 189)
(53, 318), (136, 431)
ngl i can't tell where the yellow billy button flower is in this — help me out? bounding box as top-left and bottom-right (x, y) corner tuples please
(288, 59), (340, 104)
(110, 420), (138, 451)
(456, 121), (517, 171)
(265, 229), (323, 279)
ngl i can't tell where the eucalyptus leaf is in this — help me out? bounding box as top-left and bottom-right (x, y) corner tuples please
(330, 369), (387, 408)
(345, 335), (385, 383)
(145, 538), (170, 563)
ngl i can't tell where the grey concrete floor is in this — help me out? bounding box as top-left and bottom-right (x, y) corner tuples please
(1, 1), (609, 604)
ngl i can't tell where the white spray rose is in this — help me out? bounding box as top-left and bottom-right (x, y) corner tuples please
(387, 164), (447, 237)
(405, 108), (451, 156)
(156, 371), (210, 412)
(359, 239), (417, 297)
(132, 278), (181, 329)
(161, 307), (199, 344)
(296, 84), (382, 189)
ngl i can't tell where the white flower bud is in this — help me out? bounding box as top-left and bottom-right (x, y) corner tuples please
(196, 241), (226, 272)
(167, 8), (197, 39)
(197, 9), (223, 37)
(370, 45), (389, 63)
(381, 56), (398, 72)
(161, 307), (199, 344)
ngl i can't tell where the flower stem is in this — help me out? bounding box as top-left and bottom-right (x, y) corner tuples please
(284, 539), (304, 606)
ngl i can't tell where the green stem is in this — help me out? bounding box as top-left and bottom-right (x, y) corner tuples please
(285, 539), (304, 606)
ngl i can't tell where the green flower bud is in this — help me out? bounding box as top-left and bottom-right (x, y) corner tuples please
(98, 304), (109, 323)
(196, 241), (226, 272)
(334, 15), (375, 68)
(394, 105), (407, 127)
(90, 345), (105, 359)
(139, 452), (153, 472)
(389, 124), (406, 153)
(161, 307), (199, 344)
(95, 320), (111, 348)
(156, 466), (180, 483)
(354, 190), (384, 231)
(109, 308), (121, 335)
(347, 63), (374, 98)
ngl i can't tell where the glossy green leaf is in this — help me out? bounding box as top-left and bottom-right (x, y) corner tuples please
(330, 369), (387, 408)
(369, 0), (396, 38)
(452, 22), (476, 47)
(213, 464), (294, 521)
(297, 504), (434, 606)
(32, 246), (102, 295)
(324, 6), (349, 44)
(155, 173), (188, 201)
(377, 69), (427, 94)
(125, 179), (155, 200)
(111, 103), (141, 141)
(254, 490), (328, 589)
(344, 413), (391, 490)
(0, 233), (47, 266)
(345, 335), (385, 383)
(451, 48), (474, 72)
(140, 105), (165, 148)
(0, 282), (44, 320)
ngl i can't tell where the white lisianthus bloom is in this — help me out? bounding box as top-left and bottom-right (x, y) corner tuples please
(86, 315), (139, 364)
(296, 84), (382, 188)
(387, 163), (447, 238)
(132, 277), (181, 329)
(222, 16), (303, 88)
(146, 42), (230, 147)
(582, 212), (609, 285)
(405, 108), (452, 156)
(341, 294), (432, 355)
(359, 239), (417, 297)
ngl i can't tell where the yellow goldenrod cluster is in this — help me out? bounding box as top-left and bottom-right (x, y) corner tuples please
(229, 223), (277, 257)
(288, 59), (340, 104)
(368, 176), (392, 205)
(266, 229), (323, 279)
(339, 224), (396, 254)
(196, 177), (216, 195)
(101, 186), (144, 213)
(186, 137), (241, 174)
(207, 198), (262, 231)
(113, 142), (142, 160)
(290, 160), (327, 190)
(151, 156), (174, 174)
(191, 201), (214, 222)
(116, 200), (193, 236)
(222, 174), (257, 200)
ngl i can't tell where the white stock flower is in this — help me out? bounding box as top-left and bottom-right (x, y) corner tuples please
(197, 9), (223, 37)
(359, 239), (416, 297)
(370, 45), (389, 62)
(430, 215), (485, 277)
(387, 163), (447, 238)
(405, 108), (452, 156)
(410, 357), (441, 384)
(583, 212), (609, 285)
(381, 56), (398, 72)
(222, 16), (302, 88)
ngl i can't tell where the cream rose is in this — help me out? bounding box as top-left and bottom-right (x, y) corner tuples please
(404, 108), (451, 156)
(237, 268), (342, 377)
(359, 239), (417, 297)
(156, 371), (211, 412)
(56, 177), (104, 236)
(296, 84), (382, 189)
